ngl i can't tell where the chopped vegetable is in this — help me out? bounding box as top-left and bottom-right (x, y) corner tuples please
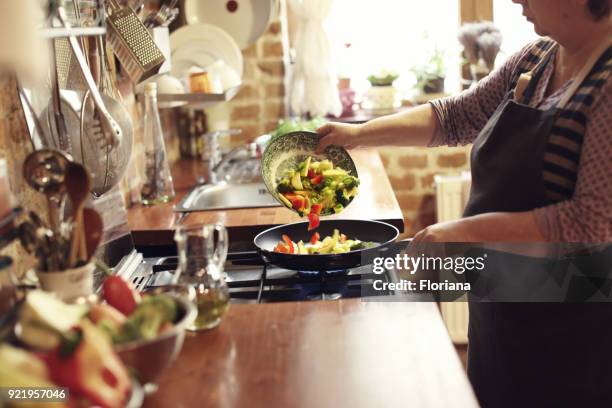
(276, 156), (359, 226)
(45, 320), (131, 408)
(310, 232), (320, 244)
(272, 230), (373, 255)
(102, 276), (141, 316)
(109, 295), (178, 344)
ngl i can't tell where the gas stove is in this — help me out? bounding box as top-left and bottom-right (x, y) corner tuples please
(118, 251), (399, 303)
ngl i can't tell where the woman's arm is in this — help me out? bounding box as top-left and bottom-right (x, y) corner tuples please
(316, 104), (438, 152)
(532, 80), (612, 243)
(317, 42), (536, 153)
(417, 79), (611, 244)
(412, 212), (546, 243)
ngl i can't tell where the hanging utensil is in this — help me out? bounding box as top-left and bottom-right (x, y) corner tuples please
(105, 0), (166, 83)
(50, 40), (70, 153)
(22, 149), (71, 234)
(55, 3), (123, 148)
(76, 35), (134, 196)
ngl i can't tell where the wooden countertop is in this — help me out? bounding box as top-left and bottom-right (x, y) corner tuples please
(128, 149), (404, 247)
(145, 299), (477, 408)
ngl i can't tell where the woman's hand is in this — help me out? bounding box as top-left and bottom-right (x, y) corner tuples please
(412, 219), (475, 244)
(411, 212), (547, 244)
(315, 122), (364, 153)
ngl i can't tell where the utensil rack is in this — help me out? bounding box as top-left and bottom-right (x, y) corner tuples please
(40, 26), (106, 39)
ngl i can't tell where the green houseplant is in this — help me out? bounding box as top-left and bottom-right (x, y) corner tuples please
(411, 47), (446, 94)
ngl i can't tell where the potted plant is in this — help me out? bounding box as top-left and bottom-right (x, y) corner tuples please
(364, 70), (400, 111)
(411, 47), (446, 94)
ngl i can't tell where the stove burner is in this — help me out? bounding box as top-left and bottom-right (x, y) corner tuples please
(145, 251), (394, 304)
(296, 269), (349, 276)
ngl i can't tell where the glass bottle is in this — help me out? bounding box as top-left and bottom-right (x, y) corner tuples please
(141, 82), (175, 205)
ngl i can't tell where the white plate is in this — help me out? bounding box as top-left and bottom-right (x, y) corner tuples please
(170, 24), (243, 77)
(184, 0), (275, 50)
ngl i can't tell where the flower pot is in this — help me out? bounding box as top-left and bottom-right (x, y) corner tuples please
(364, 85), (400, 111)
(36, 262), (95, 302)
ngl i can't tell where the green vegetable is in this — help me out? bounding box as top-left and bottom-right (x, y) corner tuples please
(291, 172), (303, 190)
(300, 156), (312, 177)
(343, 177), (359, 190)
(278, 193), (292, 208)
(113, 295), (178, 344)
(322, 169), (348, 178)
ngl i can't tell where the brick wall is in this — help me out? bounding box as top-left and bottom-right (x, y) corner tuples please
(379, 145), (472, 237)
(0, 74), (47, 276)
(224, 17), (288, 147)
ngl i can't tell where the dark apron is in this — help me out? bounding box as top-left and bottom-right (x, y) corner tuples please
(464, 51), (612, 407)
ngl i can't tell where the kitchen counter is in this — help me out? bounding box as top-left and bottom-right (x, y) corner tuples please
(128, 149), (404, 247)
(144, 299), (478, 408)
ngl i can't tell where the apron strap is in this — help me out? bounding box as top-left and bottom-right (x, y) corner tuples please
(557, 37), (612, 109)
(520, 44), (558, 106)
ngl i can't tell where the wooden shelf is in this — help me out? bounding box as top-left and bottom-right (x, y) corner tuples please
(154, 86), (241, 109)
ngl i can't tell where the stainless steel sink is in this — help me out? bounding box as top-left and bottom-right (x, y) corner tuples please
(175, 182), (281, 212)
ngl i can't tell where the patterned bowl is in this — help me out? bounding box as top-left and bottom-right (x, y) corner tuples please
(261, 131), (358, 215)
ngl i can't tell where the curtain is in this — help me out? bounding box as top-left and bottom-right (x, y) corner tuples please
(289, 0), (341, 117)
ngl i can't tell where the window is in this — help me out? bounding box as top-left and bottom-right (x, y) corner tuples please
(327, 0), (462, 96)
(493, 0), (539, 65)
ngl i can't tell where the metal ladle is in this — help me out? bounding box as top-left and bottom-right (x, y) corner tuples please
(23, 149), (71, 233)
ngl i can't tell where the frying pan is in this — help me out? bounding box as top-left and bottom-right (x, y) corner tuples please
(254, 219), (400, 271)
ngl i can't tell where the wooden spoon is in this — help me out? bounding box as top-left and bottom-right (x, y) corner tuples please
(82, 208), (103, 260)
(65, 163), (91, 267)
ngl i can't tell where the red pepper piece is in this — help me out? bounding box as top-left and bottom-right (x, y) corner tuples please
(307, 169), (315, 178)
(308, 212), (320, 231)
(310, 175), (323, 185)
(282, 235), (295, 254)
(46, 321), (131, 408)
(310, 232), (320, 244)
(284, 194), (306, 211)
(311, 203), (323, 215)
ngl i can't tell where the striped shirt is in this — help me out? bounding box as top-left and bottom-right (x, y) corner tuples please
(430, 40), (612, 242)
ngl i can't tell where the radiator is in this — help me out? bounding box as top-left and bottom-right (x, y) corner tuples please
(434, 172), (471, 344)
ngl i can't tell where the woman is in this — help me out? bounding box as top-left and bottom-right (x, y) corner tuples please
(317, 0), (611, 406)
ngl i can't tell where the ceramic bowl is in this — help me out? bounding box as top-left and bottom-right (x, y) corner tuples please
(261, 131), (358, 215)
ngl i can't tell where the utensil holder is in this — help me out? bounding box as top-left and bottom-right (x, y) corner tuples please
(36, 262), (95, 302)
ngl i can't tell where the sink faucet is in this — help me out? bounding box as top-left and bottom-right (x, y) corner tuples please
(200, 129), (260, 184)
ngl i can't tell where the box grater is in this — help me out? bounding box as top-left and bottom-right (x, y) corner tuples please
(105, 0), (166, 84)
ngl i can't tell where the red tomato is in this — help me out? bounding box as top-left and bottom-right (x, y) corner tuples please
(307, 169), (315, 178)
(310, 232), (320, 244)
(102, 276), (141, 316)
(308, 213), (320, 231)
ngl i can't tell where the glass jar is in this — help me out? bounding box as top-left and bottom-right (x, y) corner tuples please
(173, 223), (229, 331)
